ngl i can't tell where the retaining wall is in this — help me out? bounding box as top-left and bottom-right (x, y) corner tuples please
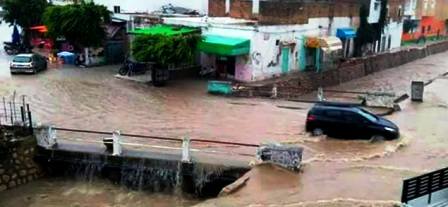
(237, 40), (448, 99)
(0, 127), (43, 192)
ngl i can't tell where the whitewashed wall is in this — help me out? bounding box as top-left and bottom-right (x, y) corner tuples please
(384, 21), (404, 49)
(92, 0), (208, 15)
(165, 16), (355, 82)
(368, 0), (381, 23)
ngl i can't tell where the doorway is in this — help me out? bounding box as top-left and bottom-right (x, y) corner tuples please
(216, 56), (236, 79)
(281, 47), (290, 74)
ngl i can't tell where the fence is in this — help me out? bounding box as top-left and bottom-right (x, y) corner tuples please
(0, 94), (34, 133)
(36, 126), (261, 160)
(401, 166), (448, 206)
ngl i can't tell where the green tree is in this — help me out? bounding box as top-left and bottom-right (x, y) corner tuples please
(43, 2), (111, 48)
(2, 0), (48, 44)
(132, 34), (201, 68)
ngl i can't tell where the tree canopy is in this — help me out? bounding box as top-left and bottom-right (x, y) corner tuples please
(132, 34), (201, 68)
(2, 0), (48, 28)
(43, 2), (111, 48)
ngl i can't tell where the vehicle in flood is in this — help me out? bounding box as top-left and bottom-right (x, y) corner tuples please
(305, 103), (399, 140)
(10, 53), (47, 74)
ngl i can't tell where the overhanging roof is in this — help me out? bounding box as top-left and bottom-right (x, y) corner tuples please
(336, 28), (356, 39)
(198, 35), (250, 56)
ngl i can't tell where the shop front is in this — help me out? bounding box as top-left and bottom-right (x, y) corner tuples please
(336, 28), (356, 58)
(304, 36), (343, 72)
(198, 35), (251, 81)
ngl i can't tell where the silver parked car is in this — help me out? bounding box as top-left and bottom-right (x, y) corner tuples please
(10, 54), (47, 74)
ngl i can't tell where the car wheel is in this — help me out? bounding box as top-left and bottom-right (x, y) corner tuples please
(370, 135), (385, 143)
(312, 128), (324, 136)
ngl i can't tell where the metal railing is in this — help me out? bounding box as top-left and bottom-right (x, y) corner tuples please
(51, 127), (259, 148)
(401, 166), (448, 206)
(0, 94), (33, 133)
(35, 126), (260, 161)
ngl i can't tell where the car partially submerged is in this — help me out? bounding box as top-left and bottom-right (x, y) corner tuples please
(305, 102), (399, 140)
(10, 54), (47, 74)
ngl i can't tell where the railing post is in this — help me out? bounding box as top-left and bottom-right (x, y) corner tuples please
(112, 130), (122, 156)
(48, 125), (57, 148)
(317, 87), (324, 101)
(9, 102), (13, 125)
(182, 137), (191, 163)
(20, 106), (25, 124)
(3, 97), (7, 123)
(26, 104), (33, 134)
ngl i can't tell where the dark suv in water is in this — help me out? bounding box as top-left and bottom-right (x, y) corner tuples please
(305, 103), (399, 140)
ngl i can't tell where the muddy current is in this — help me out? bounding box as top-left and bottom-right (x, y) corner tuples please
(1, 22), (448, 206)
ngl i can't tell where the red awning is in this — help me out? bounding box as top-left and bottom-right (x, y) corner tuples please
(30, 25), (48, 33)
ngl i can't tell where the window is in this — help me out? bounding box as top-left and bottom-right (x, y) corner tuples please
(13, 56), (31, 63)
(276, 40), (280, 46)
(325, 110), (342, 118)
(374, 2), (380, 10)
(422, 26), (426, 34)
(357, 108), (378, 122)
(427, 25), (431, 32)
(114, 6), (121, 13)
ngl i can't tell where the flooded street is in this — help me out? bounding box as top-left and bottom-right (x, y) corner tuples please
(0, 178), (198, 207)
(1, 20), (448, 206)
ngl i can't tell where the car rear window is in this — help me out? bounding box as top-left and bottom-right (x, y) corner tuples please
(13, 56), (32, 63)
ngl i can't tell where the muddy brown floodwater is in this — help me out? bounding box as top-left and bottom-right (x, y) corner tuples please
(1, 22), (448, 207)
(0, 178), (199, 207)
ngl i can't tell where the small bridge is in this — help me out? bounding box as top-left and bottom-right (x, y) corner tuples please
(0, 95), (302, 198)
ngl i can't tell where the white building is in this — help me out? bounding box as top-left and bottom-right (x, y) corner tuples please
(368, 0), (404, 51)
(164, 16), (355, 82)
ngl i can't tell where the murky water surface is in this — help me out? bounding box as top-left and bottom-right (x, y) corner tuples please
(1, 21), (448, 206)
(0, 178), (198, 207)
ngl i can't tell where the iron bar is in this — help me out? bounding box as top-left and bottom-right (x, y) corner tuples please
(9, 102), (13, 125)
(20, 106), (25, 124)
(26, 104), (33, 134)
(3, 97), (7, 123)
(50, 127), (259, 147)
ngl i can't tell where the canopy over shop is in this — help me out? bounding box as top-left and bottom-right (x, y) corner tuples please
(336, 28), (356, 57)
(198, 35), (250, 79)
(304, 36), (343, 72)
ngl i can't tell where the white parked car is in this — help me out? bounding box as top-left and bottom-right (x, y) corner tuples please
(10, 54), (48, 74)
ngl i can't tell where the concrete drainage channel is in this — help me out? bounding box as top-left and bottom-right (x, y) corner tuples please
(1, 124), (304, 203)
(34, 145), (250, 198)
(30, 126), (257, 199)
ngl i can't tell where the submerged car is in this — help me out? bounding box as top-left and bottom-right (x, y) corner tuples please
(10, 54), (47, 74)
(305, 102), (399, 140)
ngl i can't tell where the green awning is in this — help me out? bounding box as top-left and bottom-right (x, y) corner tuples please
(198, 35), (250, 56)
(129, 25), (199, 36)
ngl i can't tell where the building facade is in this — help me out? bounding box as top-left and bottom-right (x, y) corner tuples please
(402, 0), (448, 42)
(368, 0), (405, 52)
(165, 0), (364, 82)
